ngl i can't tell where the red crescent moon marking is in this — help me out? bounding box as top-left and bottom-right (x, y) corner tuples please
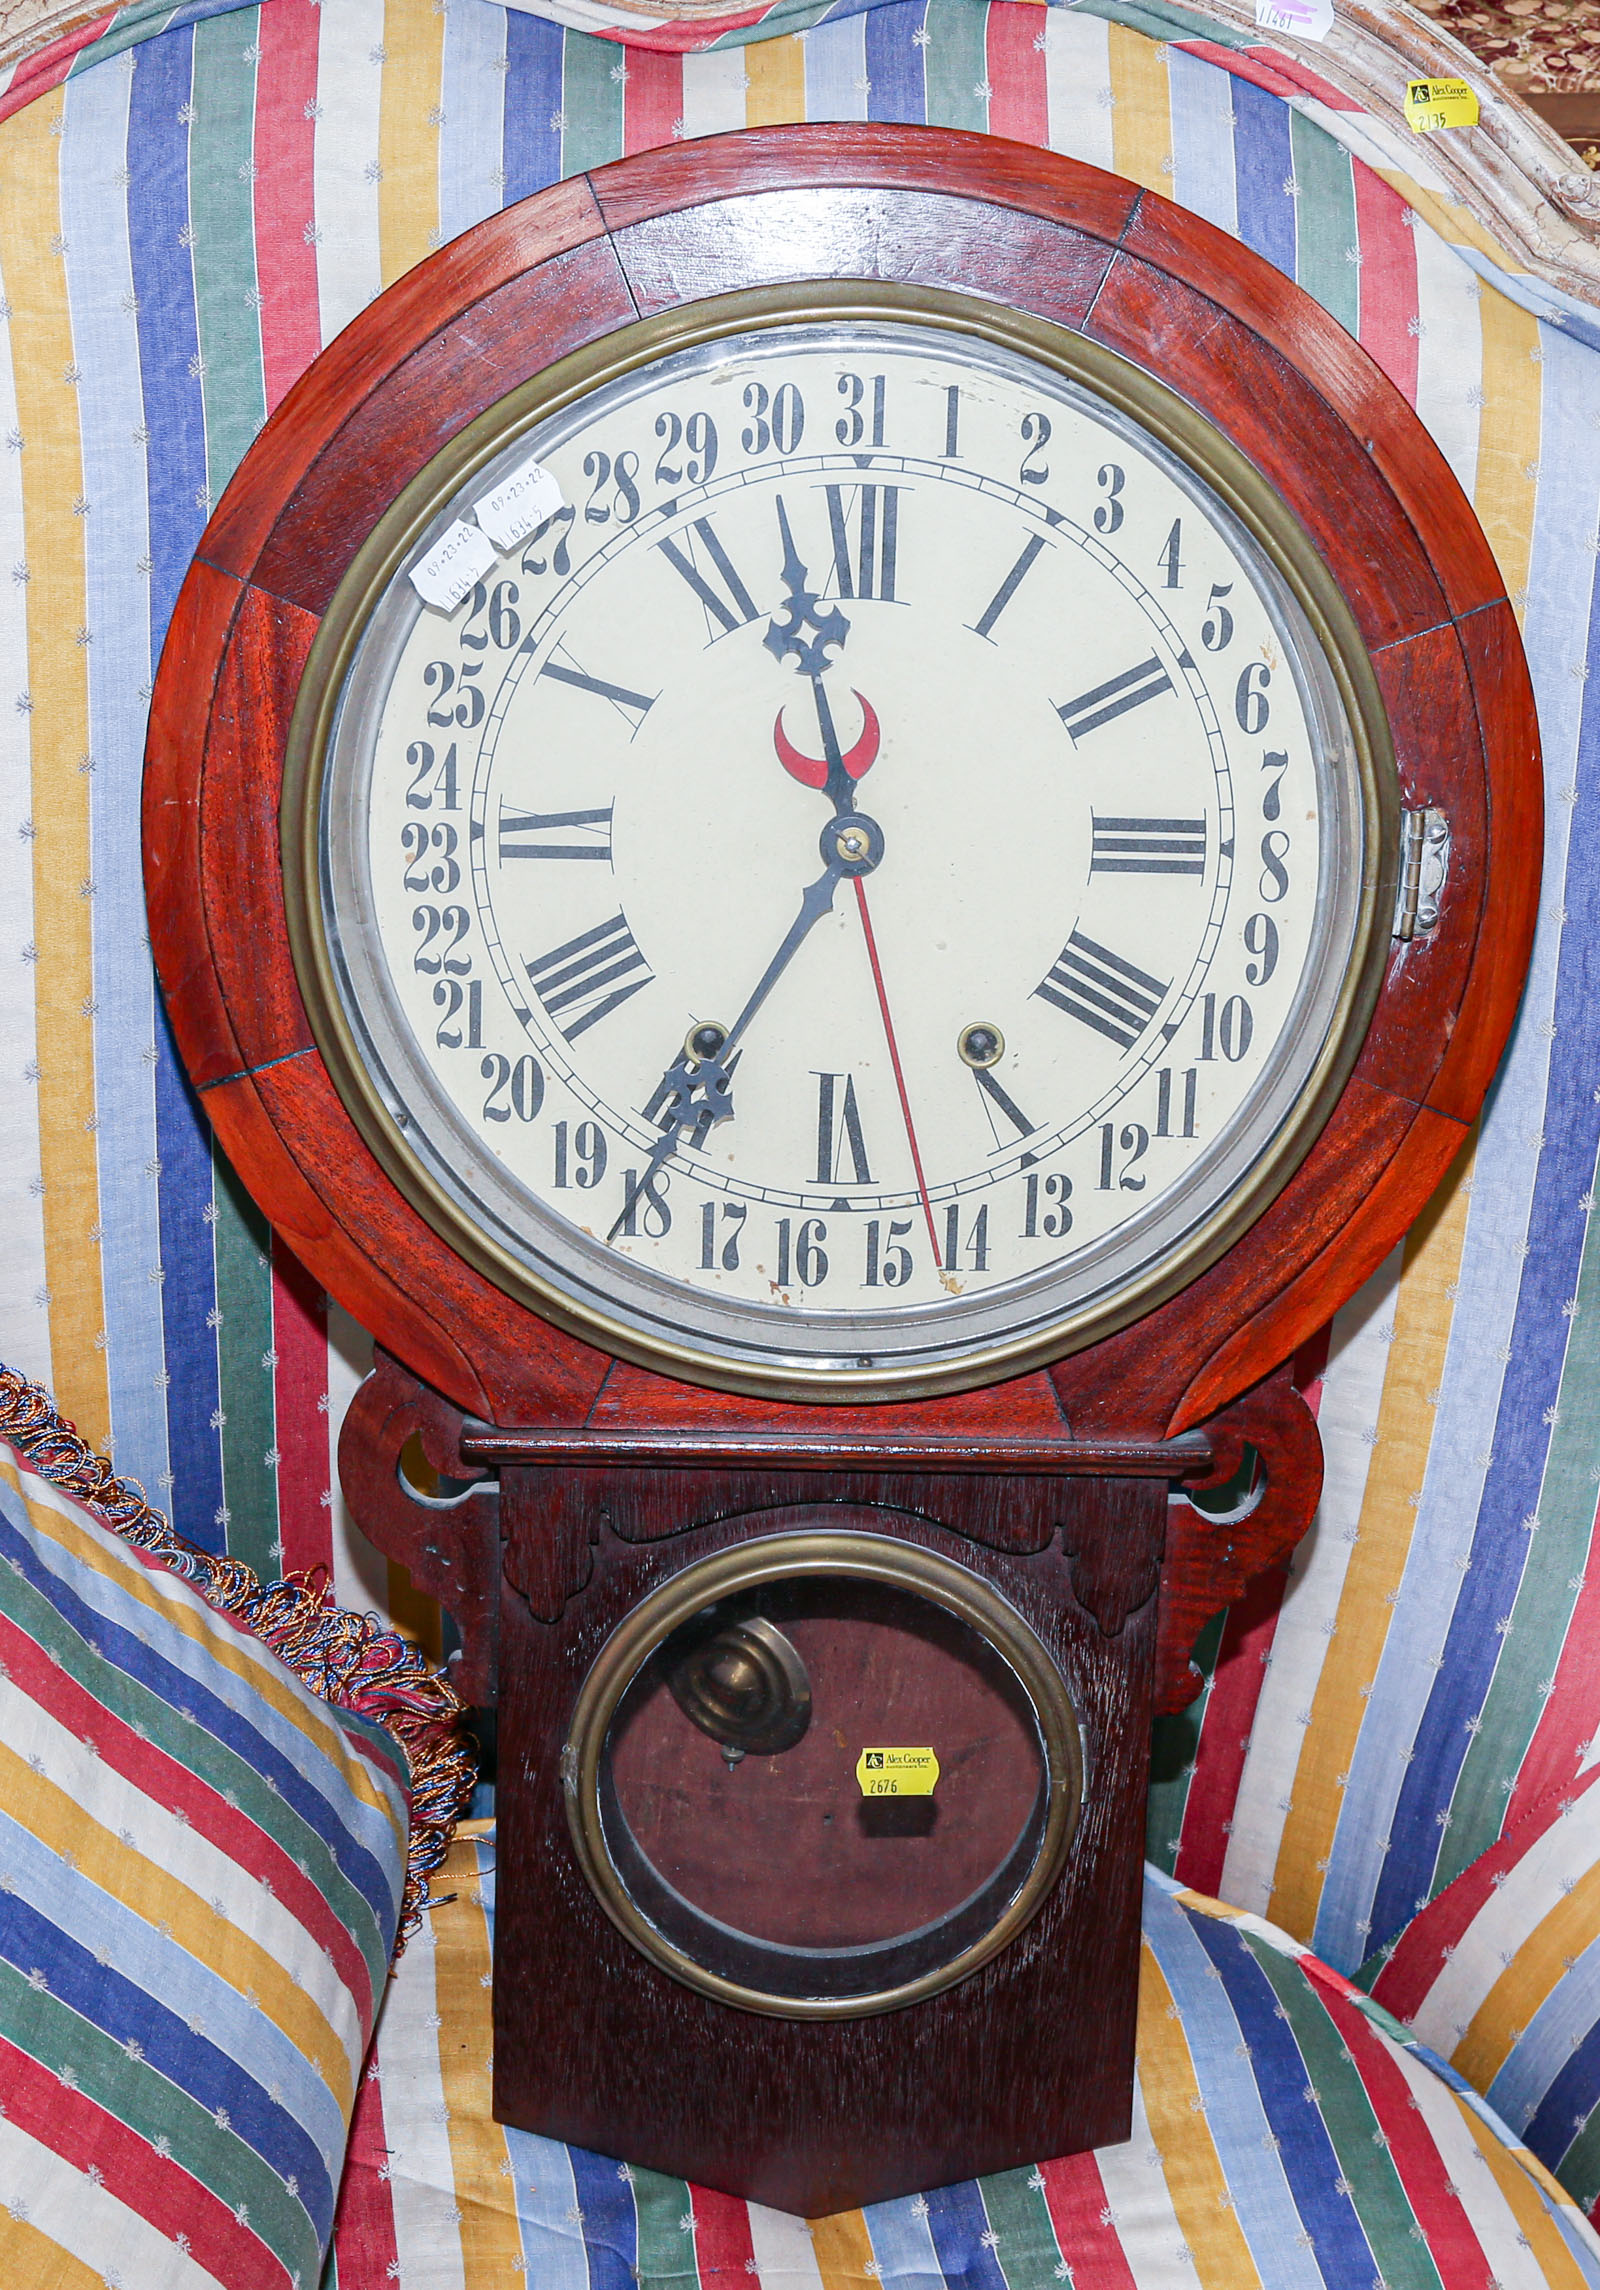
(772, 691), (880, 789)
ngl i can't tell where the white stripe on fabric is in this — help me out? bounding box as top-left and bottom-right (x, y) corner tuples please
(1100, 2056), (1196, 2274)
(59, 56), (169, 1496)
(1165, 44), (1236, 238)
(0, 2111), (228, 2290)
(1395, 2043), (1583, 2290)
(313, 0), (385, 343)
(438, 0), (506, 247)
(680, 48), (749, 139)
(1410, 213), (1482, 500)
(746, 2202), (827, 2290)
(1040, 8), (1113, 173)
(802, 13), (868, 124)
(373, 1914), (471, 2290)
(327, 1301), (380, 1616)
(0, 242), (51, 1396)
(1218, 1248), (1402, 1914)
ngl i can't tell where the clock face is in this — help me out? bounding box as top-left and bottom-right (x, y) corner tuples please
(302, 300), (1386, 1395)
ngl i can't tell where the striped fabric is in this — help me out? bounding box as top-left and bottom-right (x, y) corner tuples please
(335, 1825), (1600, 2289)
(0, 0), (1594, 2003)
(0, 1436), (411, 2289)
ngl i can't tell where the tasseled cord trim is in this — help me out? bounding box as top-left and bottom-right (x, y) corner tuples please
(0, 1364), (476, 1951)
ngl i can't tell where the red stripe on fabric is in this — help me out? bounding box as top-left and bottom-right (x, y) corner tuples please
(0, 10), (114, 125)
(1353, 163), (1420, 405)
(0, 2032), (294, 2290)
(1508, 1491), (1600, 1825)
(253, 0), (323, 414)
(0, 1604), (377, 2024)
(1169, 38), (1303, 100)
(985, 6), (1048, 145)
(329, 2059), (403, 2288)
(690, 2184), (758, 2281)
(1242, 44), (1364, 107)
(1036, 2153), (1140, 2289)
(1370, 1768), (1600, 2024)
(595, 6), (770, 54)
(1174, 1560), (1292, 1895)
(1304, 1971), (1499, 2284)
(271, 1243), (333, 1578)
(623, 48), (684, 155)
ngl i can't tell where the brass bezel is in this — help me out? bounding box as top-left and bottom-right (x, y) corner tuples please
(283, 279), (1399, 1403)
(560, 1530), (1085, 2019)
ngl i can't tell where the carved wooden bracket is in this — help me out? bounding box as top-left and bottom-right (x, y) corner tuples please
(336, 1348), (501, 1703)
(1153, 1366), (1324, 1716)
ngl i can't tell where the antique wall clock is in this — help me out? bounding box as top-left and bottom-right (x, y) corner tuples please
(144, 127), (1539, 2215)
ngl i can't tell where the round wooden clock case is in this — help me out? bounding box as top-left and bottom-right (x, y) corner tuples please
(143, 127), (1540, 2215)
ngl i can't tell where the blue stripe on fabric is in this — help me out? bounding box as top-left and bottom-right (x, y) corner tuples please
(803, 10), (869, 121)
(1229, 74), (1295, 279)
(7, 1481), (409, 1870)
(1167, 43), (1236, 237)
(58, 57), (171, 1504)
(1369, 548), (1600, 1943)
(1185, 1910), (1380, 2284)
(0, 1804), (347, 2179)
(504, 2134), (595, 2290)
(503, 8), (564, 204)
(863, 0), (925, 123)
(1522, 2007), (1600, 2164)
(924, 2182), (1009, 2290)
(1140, 1881), (1327, 2289)
(124, 26), (225, 1550)
(439, 0), (507, 243)
(0, 1502), (401, 1928)
(566, 2144), (639, 2290)
(859, 2189), (944, 2288)
(0, 1884), (336, 2234)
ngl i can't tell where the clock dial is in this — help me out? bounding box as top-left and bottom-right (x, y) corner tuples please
(309, 308), (1383, 1391)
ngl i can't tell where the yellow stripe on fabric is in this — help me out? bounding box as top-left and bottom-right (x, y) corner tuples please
(1267, 1149), (1474, 1940)
(1107, 25), (1173, 195)
(0, 2211), (117, 2290)
(808, 2208), (877, 2283)
(3, 1459), (404, 1830)
(1134, 1941), (1263, 2288)
(744, 34), (806, 127)
(1473, 287), (1540, 615)
(431, 1845), (523, 2290)
(376, 0), (446, 288)
(0, 1737), (354, 2104)
(1453, 1861), (1600, 2093)
(0, 92), (106, 1447)
(1458, 2107), (1594, 2288)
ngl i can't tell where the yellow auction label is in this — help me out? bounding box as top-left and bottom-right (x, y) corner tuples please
(1405, 77), (1479, 132)
(856, 1747), (940, 1797)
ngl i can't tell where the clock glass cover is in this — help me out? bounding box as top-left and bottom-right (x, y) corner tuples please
(294, 295), (1390, 1395)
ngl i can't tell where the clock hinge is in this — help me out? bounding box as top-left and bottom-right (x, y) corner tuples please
(1393, 805), (1450, 942)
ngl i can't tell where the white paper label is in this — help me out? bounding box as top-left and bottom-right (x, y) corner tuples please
(409, 518), (498, 612)
(473, 456), (565, 552)
(1255, 0), (1333, 38)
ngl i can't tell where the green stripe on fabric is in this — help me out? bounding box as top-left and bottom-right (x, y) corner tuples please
(1083, 0), (1248, 48)
(1434, 1134), (1600, 1895)
(1544, 2106), (1600, 2218)
(64, 0), (189, 72)
(1145, 1606), (1227, 1872)
(921, 0), (990, 134)
(189, 3), (266, 502)
(976, 2164), (1069, 2288)
(706, 0), (836, 44)
(559, 32), (624, 179)
(0, 1551), (393, 1983)
(1245, 1936), (1448, 2290)
(211, 1141), (281, 1585)
(0, 1953), (321, 2285)
(632, 2167), (699, 2290)
(1289, 112), (1358, 338)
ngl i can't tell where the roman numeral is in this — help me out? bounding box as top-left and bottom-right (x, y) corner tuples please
(815, 1071), (873, 1185)
(972, 1064), (1038, 1141)
(825, 484), (900, 602)
(1090, 814), (1206, 876)
(657, 518), (760, 637)
(1056, 655), (1174, 742)
(1035, 930), (1168, 1051)
(498, 804), (613, 862)
(526, 912), (653, 1041)
(971, 534), (1048, 641)
(538, 659), (656, 727)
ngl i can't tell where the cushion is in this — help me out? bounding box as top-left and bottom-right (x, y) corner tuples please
(0, 1436), (412, 2290)
(338, 1831), (1600, 2288)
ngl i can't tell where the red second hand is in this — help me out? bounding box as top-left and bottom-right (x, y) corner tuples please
(853, 877), (942, 1270)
